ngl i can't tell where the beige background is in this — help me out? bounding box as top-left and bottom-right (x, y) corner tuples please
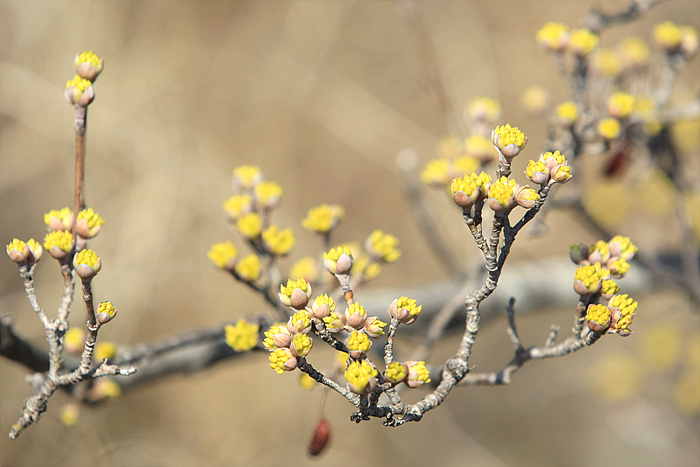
(1, 1), (699, 466)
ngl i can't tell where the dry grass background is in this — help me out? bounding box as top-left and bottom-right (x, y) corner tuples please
(1, 1), (699, 466)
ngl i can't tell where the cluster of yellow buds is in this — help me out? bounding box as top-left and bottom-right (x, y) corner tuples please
(451, 172), (491, 209)
(591, 48), (622, 79)
(466, 97), (501, 124)
(322, 302), (387, 337)
(525, 150), (572, 187)
(265, 307), (315, 374)
(95, 301), (117, 326)
(365, 230), (401, 263)
(653, 21), (699, 58)
(65, 51), (103, 107)
(387, 296), (422, 325)
(73, 249), (102, 280)
(607, 92), (635, 119)
(279, 278), (313, 310)
(209, 165), (297, 285)
(536, 23), (599, 56)
(421, 97), (502, 191)
(41, 206), (105, 257)
(420, 153), (481, 188)
(323, 246), (353, 275)
(225, 319), (260, 352)
(571, 236), (637, 271)
(453, 172), (536, 213)
(571, 236), (639, 336)
(6, 239), (42, 265)
(302, 204), (345, 235)
(492, 124), (527, 162)
(447, 125), (558, 216)
(264, 306), (319, 374)
(43, 220), (73, 259)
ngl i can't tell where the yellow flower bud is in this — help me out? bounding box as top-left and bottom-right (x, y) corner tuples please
(95, 301), (117, 326)
(536, 22), (569, 52)
(73, 249), (102, 280)
(569, 28), (599, 56)
(74, 50), (103, 81)
(492, 124), (527, 159)
(225, 319), (259, 352)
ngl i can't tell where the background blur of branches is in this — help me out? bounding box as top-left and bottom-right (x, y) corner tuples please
(1, 1), (699, 466)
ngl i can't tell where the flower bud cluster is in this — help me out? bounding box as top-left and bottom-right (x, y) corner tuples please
(225, 319), (260, 352)
(211, 165), (303, 286)
(607, 294), (638, 336)
(265, 309), (317, 375)
(654, 21), (698, 58)
(322, 302), (387, 338)
(302, 204), (345, 234)
(65, 51), (103, 107)
(570, 236), (640, 337)
(279, 278), (313, 310)
(382, 361), (431, 389)
(323, 246), (354, 275)
(570, 236), (637, 278)
(387, 296), (422, 325)
(525, 151), (572, 187)
(365, 230), (401, 263)
(536, 23), (599, 56)
(492, 124), (528, 161)
(43, 206), (105, 252)
(6, 238), (42, 265)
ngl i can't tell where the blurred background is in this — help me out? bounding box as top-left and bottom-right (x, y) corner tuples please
(1, 1), (699, 466)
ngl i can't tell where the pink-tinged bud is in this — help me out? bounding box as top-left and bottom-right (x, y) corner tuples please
(269, 348), (298, 374)
(287, 310), (313, 335)
(600, 279), (620, 299)
(290, 333), (313, 358)
(525, 159), (550, 186)
(608, 236), (637, 262)
(26, 239), (43, 263)
(95, 301), (117, 326)
(573, 264), (604, 296)
(312, 294), (335, 321)
(587, 240), (611, 265)
(344, 360), (378, 395)
(515, 186), (540, 209)
(312, 303), (331, 320)
(65, 81), (95, 107)
(363, 317), (387, 338)
(384, 362), (408, 384)
(345, 330), (371, 360)
(607, 294), (638, 337)
(345, 303), (368, 331)
(6, 239), (30, 264)
(586, 304), (611, 334)
(492, 124), (528, 159)
(44, 230), (75, 260)
(263, 324), (292, 350)
(73, 249), (102, 280)
(387, 297), (422, 325)
(44, 208), (74, 232)
(322, 311), (347, 333)
(404, 361), (431, 388)
(279, 278), (312, 310)
(75, 208), (104, 239)
(607, 258), (631, 278)
(551, 163), (573, 184)
(74, 51), (103, 82)
(323, 246), (353, 275)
